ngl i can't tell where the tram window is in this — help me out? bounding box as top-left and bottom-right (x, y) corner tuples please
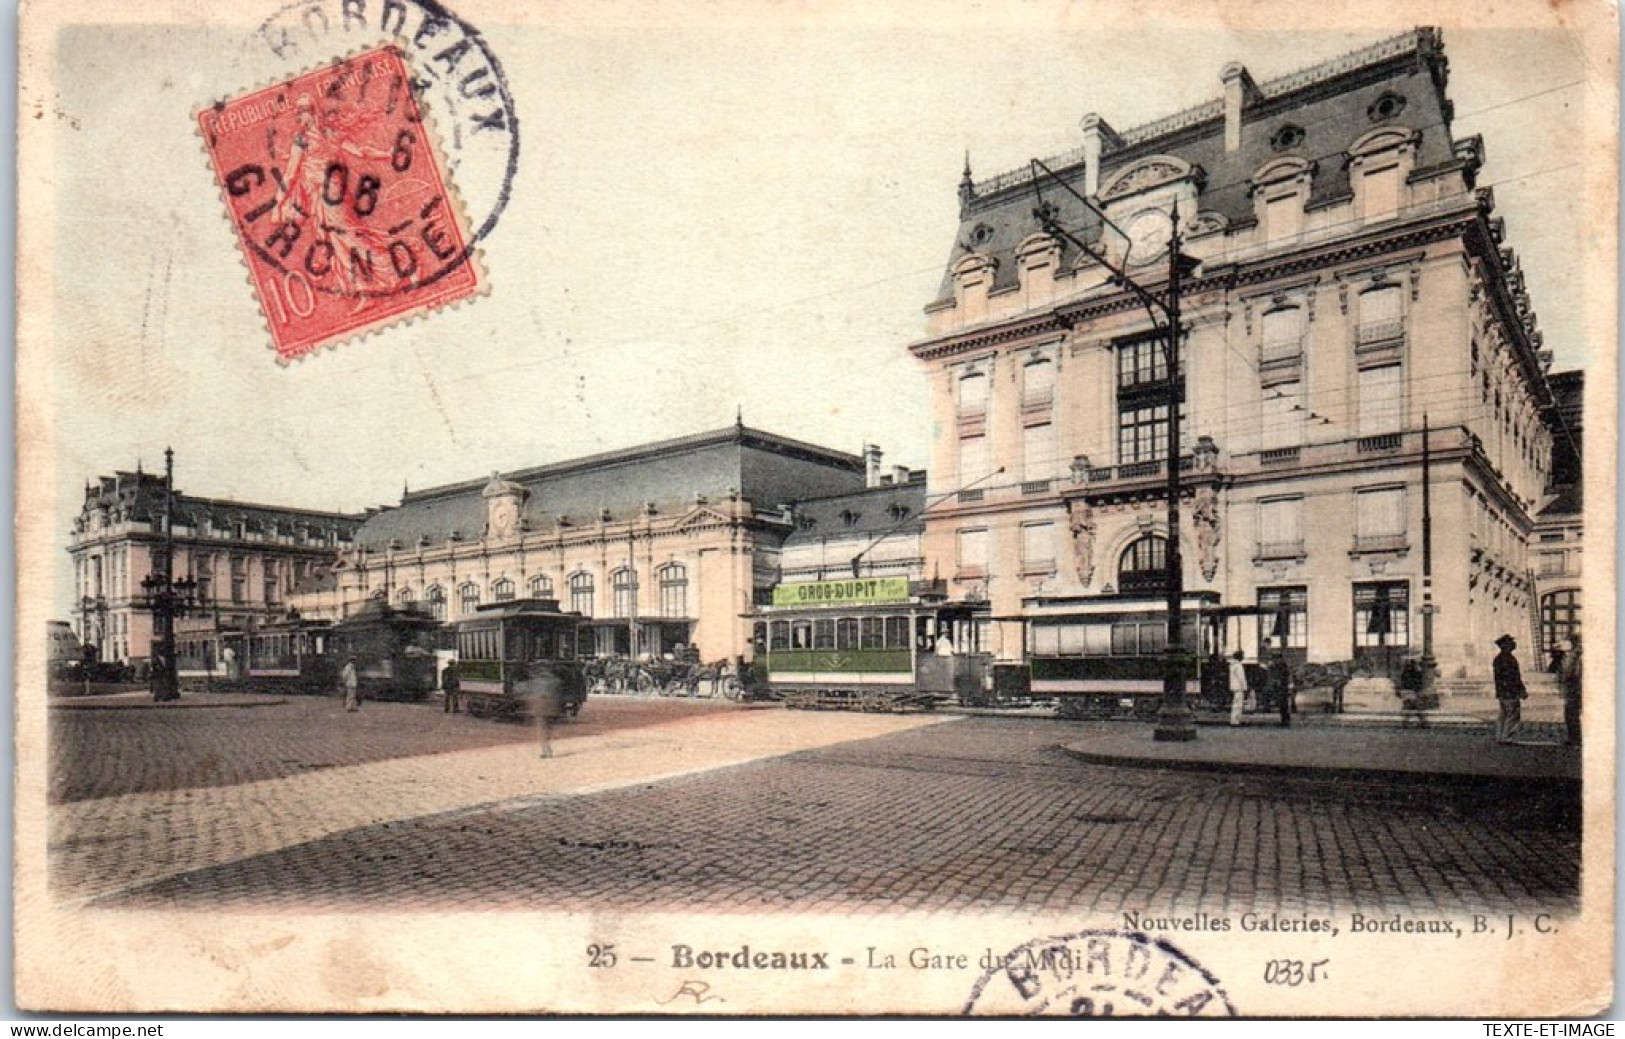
(885, 616), (910, 649)
(1082, 625), (1111, 656)
(835, 618), (858, 650)
(814, 619), (836, 650)
(1033, 624), (1060, 656)
(1057, 624), (1088, 656)
(1139, 624), (1167, 655)
(770, 621), (790, 651)
(1112, 623), (1138, 656)
(791, 621), (812, 650)
(915, 615), (935, 652)
(860, 617), (884, 649)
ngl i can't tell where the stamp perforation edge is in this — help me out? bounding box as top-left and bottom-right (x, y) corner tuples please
(191, 36), (491, 366)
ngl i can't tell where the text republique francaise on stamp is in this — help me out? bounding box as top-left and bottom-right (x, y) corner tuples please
(197, 44), (484, 362)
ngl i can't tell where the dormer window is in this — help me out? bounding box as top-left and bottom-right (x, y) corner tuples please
(839, 509), (861, 528)
(1348, 127), (1420, 223)
(887, 503), (910, 522)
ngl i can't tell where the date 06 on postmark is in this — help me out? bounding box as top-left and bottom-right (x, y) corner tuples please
(198, 45), (484, 362)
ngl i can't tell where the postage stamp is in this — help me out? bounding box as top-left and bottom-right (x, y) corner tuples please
(196, 44), (484, 362)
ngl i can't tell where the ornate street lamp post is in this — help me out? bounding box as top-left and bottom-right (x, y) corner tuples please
(141, 448), (199, 702)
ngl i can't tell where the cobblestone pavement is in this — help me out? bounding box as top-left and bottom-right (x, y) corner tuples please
(50, 694), (730, 803)
(47, 700), (945, 904)
(106, 715), (1578, 917)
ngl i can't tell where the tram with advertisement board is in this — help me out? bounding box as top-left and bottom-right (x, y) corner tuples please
(747, 577), (992, 711)
(232, 599), (442, 700)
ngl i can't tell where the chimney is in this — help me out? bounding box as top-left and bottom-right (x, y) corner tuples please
(1221, 63), (1260, 153)
(864, 444), (884, 488)
(892, 465), (911, 486)
(1078, 113), (1122, 198)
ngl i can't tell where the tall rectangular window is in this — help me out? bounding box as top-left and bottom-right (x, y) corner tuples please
(1355, 487), (1406, 552)
(1022, 422), (1056, 483)
(1362, 164), (1401, 219)
(1260, 382), (1304, 450)
(957, 528), (988, 577)
(1258, 586), (1309, 654)
(1357, 364), (1403, 435)
(1117, 337), (1184, 465)
(1260, 306), (1304, 364)
(1257, 497), (1303, 557)
(959, 434), (990, 483)
(1020, 522), (1055, 574)
(1353, 581), (1410, 653)
(1264, 193), (1302, 241)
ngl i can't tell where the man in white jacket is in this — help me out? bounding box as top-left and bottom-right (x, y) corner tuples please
(1228, 649), (1250, 727)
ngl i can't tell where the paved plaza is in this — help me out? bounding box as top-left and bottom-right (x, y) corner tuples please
(47, 695), (1580, 917)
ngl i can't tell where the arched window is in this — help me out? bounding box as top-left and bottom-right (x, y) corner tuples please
(425, 585), (446, 621)
(492, 577), (515, 602)
(397, 586), (416, 606)
(529, 574), (553, 599)
(569, 572), (594, 616)
(1118, 535), (1168, 594)
(611, 566), (638, 618)
(658, 563), (688, 618)
(458, 581), (480, 616)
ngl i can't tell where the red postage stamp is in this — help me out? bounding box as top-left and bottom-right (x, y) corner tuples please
(197, 45), (484, 362)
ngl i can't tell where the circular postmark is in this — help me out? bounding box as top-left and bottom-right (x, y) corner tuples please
(258, 0), (519, 245)
(964, 931), (1236, 1017)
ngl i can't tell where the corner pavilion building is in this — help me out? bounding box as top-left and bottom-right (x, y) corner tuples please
(908, 29), (1575, 687)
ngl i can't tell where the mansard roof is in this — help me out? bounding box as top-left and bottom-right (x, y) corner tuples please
(79, 470), (362, 539)
(940, 28), (1460, 301)
(354, 424), (867, 551)
(783, 472), (928, 546)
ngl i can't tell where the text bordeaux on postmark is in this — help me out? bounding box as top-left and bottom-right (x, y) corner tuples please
(197, 44), (484, 362)
(963, 930), (1237, 1017)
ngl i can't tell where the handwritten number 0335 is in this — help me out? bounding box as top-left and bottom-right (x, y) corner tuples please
(1264, 959), (1328, 985)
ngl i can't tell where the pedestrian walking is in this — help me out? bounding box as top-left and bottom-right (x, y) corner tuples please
(522, 662), (563, 759)
(340, 656), (360, 712)
(441, 661), (461, 714)
(1492, 634), (1526, 744)
(1560, 634), (1582, 747)
(1268, 649), (1293, 728)
(1227, 649), (1249, 727)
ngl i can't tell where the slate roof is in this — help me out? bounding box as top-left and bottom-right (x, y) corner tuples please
(783, 473), (928, 546)
(354, 425), (866, 551)
(79, 471), (361, 540)
(937, 28), (1460, 301)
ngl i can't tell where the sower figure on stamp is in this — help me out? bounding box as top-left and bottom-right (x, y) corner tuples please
(340, 655), (360, 713)
(441, 660), (461, 714)
(1560, 634), (1582, 747)
(1492, 634), (1526, 744)
(1227, 649), (1249, 727)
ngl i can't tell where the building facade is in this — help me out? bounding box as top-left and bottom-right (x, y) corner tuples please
(334, 424), (868, 661)
(1532, 369), (1583, 664)
(67, 469), (361, 667)
(779, 450), (929, 586)
(909, 29), (1564, 684)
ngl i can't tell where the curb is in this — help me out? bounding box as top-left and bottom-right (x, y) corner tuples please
(49, 696), (289, 711)
(1058, 741), (1581, 789)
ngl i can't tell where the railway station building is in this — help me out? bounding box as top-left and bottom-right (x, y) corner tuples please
(907, 29), (1578, 688)
(333, 423), (871, 662)
(66, 468), (362, 670)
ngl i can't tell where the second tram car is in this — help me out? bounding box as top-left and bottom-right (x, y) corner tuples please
(239, 600), (442, 700)
(749, 578), (991, 710)
(453, 598), (590, 720)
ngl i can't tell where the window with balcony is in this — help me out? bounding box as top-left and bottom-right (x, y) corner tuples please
(1118, 535), (1168, 594)
(1356, 285), (1404, 349)
(1117, 337), (1185, 465)
(1260, 305), (1304, 366)
(956, 527), (988, 579)
(1354, 486), (1406, 552)
(956, 371), (989, 430)
(1257, 497), (1304, 559)
(1020, 522), (1055, 575)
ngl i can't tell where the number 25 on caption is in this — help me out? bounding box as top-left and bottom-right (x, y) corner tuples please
(1264, 959), (1329, 985)
(587, 944), (617, 969)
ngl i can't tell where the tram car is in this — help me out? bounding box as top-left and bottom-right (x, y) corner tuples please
(1024, 592), (1278, 718)
(749, 577), (991, 711)
(234, 600), (442, 700)
(453, 598), (589, 720)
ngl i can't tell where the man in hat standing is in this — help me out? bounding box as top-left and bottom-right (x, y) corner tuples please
(1492, 634), (1526, 744)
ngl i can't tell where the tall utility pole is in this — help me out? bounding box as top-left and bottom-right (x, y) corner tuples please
(1030, 159), (1200, 741)
(151, 448), (182, 702)
(1419, 415), (1437, 693)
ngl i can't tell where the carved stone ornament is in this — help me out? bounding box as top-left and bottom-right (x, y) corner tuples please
(1069, 455), (1093, 485)
(1100, 160), (1187, 202)
(1192, 486), (1221, 582)
(1066, 499), (1098, 588)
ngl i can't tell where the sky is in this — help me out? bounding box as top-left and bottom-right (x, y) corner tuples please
(24, 2), (1607, 615)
